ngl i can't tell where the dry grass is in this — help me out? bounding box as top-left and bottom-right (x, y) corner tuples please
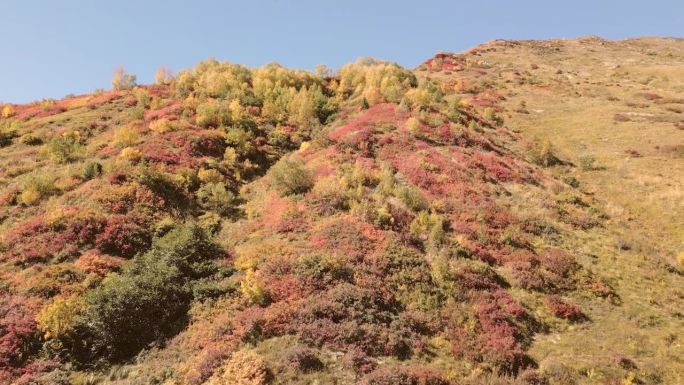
(422, 37), (684, 384)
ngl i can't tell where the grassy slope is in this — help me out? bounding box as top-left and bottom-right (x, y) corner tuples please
(419, 36), (684, 384)
(0, 39), (681, 385)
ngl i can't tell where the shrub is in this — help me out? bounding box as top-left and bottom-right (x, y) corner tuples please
(154, 66), (174, 85)
(196, 182), (235, 215)
(82, 161), (103, 180)
(95, 215), (151, 258)
(409, 211), (448, 251)
(134, 88), (151, 108)
(76, 224), (222, 361)
(119, 146), (142, 161)
(527, 138), (559, 167)
(196, 102), (231, 128)
(149, 118), (175, 133)
(545, 295), (585, 322)
(293, 254), (353, 290)
(46, 131), (82, 163)
(577, 154), (596, 171)
(278, 346), (323, 373)
(205, 350), (269, 385)
(406, 117), (421, 136)
(19, 173), (58, 206)
(74, 252), (124, 276)
(77, 261), (190, 361)
(539, 249), (579, 291)
(0, 296), (42, 370)
(36, 295), (84, 343)
(0, 129), (16, 147)
(241, 269), (271, 305)
(113, 126), (139, 148)
(269, 155), (313, 196)
(197, 168), (225, 184)
(395, 185), (428, 211)
(1, 104), (15, 118)
(19, 134), (42, 145)
(111, 67), (136, 90)
(359, 366), (450, 385)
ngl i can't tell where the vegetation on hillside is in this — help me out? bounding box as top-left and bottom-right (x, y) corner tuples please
(0, 39), (681, 385)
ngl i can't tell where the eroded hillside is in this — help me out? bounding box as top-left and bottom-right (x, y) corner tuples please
(0, 38), (681, 385)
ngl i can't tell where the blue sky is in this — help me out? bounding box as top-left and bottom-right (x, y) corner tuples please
(1, 0), (682, 103)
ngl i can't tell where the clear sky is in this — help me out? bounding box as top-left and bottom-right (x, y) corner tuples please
(1, 0), (682, 103)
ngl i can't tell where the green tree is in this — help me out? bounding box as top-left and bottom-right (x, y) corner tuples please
(269, 155), (313, 196)
(75, 224), (223, 361)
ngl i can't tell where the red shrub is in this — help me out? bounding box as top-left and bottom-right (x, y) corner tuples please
(262, 300), (301, 337)
(545, 295), (585, 322)
(96, 183), (165, 214)
(341, 347), (376, 375)
(144, 102), (180, 121)
(359, 365), (451, 385)
(450, 290), (532, 373)
(183, 339), (237, 385)
(539, 249), (579, 291)
(85, 90), (123, 109)
(232, 306), (265, 343)
(107, 172), (127, 185)
(74, 251), (125, 276)
(310, 216), (383, 262)
(329, 104), (406, 156)
(0, 188), (18, 207)
(95, 215), (151, 258)
(0, 296), (42, 373)
(278, 346), (323, 373)
(0, 211), (103, 265)
(469, 152), (514, 182)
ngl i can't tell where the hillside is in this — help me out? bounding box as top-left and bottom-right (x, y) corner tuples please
(0, 38), (681, 385)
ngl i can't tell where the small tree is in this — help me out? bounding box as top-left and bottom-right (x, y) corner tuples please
(315, 64), (332, 78)
(269, 155), (313, 196)
(1, 104), (15, 118)
(112, 66), (137, 90)
(154, 66), (174, 85)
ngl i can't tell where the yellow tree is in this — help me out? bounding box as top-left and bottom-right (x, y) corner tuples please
(112, 66), (137, 90)
(154, 66), (174, 85)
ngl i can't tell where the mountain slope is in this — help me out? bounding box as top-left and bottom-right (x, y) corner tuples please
(0, 38), (681, 385)
(418, 36), (684, 384)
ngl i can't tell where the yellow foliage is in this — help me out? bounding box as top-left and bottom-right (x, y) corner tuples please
(198, 168), (225, 184)
(54, 175), (81, 191)
(288, 87), (316, 127)
(240, 269), (270, 305)
(62, 129), (81, 142)
(19, 173), (57, 206)
(406, 117), (421, 135)
(337, 59), (417, 103)
(1, 104), (15, 118)
(229, 99), (246, 121)
(298, 141), (311, 153)
(154, 66), (174, 85)
(119, 147), (142, 161)
(111, 66), (136, 90)
(677, 251), (684, 266)
(113, 126), (139, 148)
(149, 118), (175, 133)
(36, 295), (84, 341)
(362, 86), (383, 105)
(205, 349), (269, 385)
(19, 187), (43, 206)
